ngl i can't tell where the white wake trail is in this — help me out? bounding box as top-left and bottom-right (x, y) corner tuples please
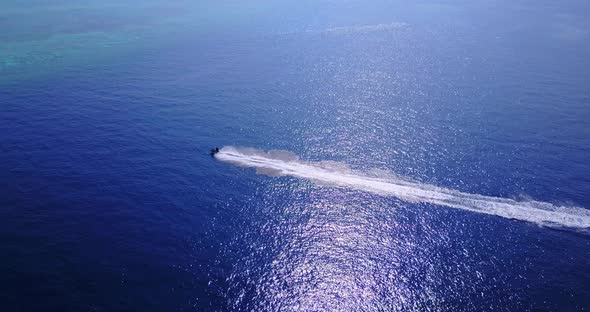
(215, 146), (590, 229)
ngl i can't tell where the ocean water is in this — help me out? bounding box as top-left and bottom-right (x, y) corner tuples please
(1, 0), (590, 311)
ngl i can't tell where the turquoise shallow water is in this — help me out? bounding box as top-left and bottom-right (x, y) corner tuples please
(1, 0), (590, 311)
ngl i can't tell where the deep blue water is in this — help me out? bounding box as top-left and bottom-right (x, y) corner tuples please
(2, 0), (590, 311)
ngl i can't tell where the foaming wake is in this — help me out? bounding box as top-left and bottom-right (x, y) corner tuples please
(215, 146), (590, 229)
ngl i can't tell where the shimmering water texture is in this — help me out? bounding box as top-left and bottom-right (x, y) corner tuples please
(3, 0), (590, 310)
(216, 147), (590, 229)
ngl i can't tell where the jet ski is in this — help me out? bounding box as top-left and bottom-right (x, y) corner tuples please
(210, 147), (220, 156)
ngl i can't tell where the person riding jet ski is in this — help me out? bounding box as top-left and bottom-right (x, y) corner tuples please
(210, 147), (220, 156)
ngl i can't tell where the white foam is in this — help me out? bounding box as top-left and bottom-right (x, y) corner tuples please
(216, 146), (590, 229)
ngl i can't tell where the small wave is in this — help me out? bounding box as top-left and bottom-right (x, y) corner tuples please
(215, 146), (590, 230)
(323, 22), (409, 34)
(273, 22), (408, 37)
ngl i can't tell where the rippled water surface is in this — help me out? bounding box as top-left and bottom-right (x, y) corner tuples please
(1, 0), (590, 311)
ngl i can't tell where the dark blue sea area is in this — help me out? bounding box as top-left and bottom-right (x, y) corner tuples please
(1, 0), (590, 311)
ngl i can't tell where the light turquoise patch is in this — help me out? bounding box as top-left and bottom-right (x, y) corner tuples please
(2, 56), (17, 68)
